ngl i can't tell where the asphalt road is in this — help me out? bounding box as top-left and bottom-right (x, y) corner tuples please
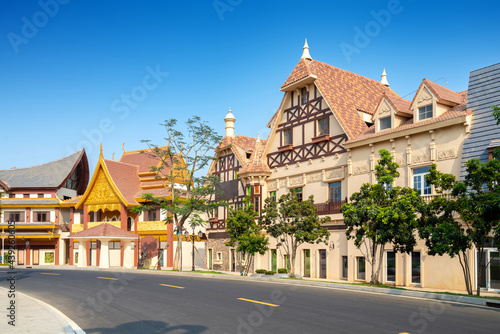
(1, 269), (500, 334)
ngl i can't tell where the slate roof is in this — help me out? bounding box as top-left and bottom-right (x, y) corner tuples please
(69, 223), (139, 239)
(0, 150), (86, 189)
(0, 199), (60, 205)
(280, 59), (401, 139)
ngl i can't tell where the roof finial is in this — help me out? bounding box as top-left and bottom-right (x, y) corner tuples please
(100, 143), (103, 159)
(112, 152), (115, 161)
(381, 68), (389, 87)
(301, 39), (312, 60)
(224, 107), (236, 137)
(122, 143), (126, 153)
(257, 132), (261, 143)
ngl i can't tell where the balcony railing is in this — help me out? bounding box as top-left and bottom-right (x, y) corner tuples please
(314, 199), (347, 215)
(207, 220), (226, 230)
(421, 193), (454, 203)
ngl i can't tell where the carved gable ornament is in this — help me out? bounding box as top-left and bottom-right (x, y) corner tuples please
(379, 100), (392, 117)
(85, 168), (122, 212)
(417, 86), (433, 105)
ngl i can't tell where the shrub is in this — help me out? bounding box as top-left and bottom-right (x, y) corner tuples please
(255, 269), (267, 274)
(278, 268), (288, 274)
(265, 270), (275, 275)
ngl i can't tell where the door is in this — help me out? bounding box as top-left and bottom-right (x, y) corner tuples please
(491, 251), (500, 290)
(479, 250), (500, 291)
(18, 249), (25, 265)
(33, 249), (39, 265)
(90, 242), (98, 266)
(231, 249), (236, 272)
(303, 249), (310, 277)
(319, 250), (327, 279)
(209, 249), (213, 270)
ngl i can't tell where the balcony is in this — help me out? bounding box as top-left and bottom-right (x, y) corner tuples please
(207, 220), (226, 230)
(314, 199), (347, 215)
(421, 193), (454, 203)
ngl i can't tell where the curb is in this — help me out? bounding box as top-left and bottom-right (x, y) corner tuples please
(20, 266), (500, 309)
(0, 287), (86, 334)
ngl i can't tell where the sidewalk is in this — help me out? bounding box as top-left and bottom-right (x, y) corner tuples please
(0, 287), (84, 334)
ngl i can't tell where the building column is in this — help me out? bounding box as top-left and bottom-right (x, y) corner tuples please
(167, 221), (174, 267)
(55, 240), (60, 265)
(99, 239), (109, 269)
(26, 208), (31, 223)
(69, 240), (74, 265)
(83, 205), (88, 229)
(120, 204), (127, 230)
(78, 240), (87, 267)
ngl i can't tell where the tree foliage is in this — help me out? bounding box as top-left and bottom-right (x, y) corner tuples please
(341, 149), (424, 284)
(225, 196), (269, 275)
(420, 151), (500, 295)
(132, 116), (226, 270)
(259, 192), (330, 278)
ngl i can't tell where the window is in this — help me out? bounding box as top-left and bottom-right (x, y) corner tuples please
(208, 249), (213, 269)
(318, 117), (329, 136)
(411, 252), (421, 284)
(328, 182), (341, 202)
(342, 256), (348, 279)
(23, 194), (29, 198)
(9, 194), (15, 198)
(301, 87), (307, 105)
(386, 251), (396, 283)
(38, 194), (44, 198)
(8, 211), (24, 222)
(413, 167), (431, 195)
(216, 252), (222, 261)
(292, 187), (303, 202)
(90, 241), (98, 249)
(247, 187), (252, 195)
(234, 170), (238, 179)
(379, 116), (391, 130)
(109, 241), (121, 249)
(271, 249), (277, 272)
(283, 129), (292, 146)
(283, 254), (289, 270)
(254, 185), (260, 194)
(146, 209), (158, 221)
(34, 211), (49, 222)
(269, 191), (276, 202)
(253, 196), (260, 215)
(356, 257), (366, 280)
(418, 105), (433, 120)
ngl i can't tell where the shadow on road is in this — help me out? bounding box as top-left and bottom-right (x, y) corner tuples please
(84, 320), (208, 334)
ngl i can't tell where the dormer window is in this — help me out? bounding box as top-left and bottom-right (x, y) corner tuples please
(301, 87), (307, 105)
(418, 105), (433, 120)
(379, 116), (391, 130)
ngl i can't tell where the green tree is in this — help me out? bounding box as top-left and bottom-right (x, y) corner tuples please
(260, 192), (330, 278)
(420, 154), (500, 295)
(225, 197), (269, 275)
(133, 116), (226, 271)
(341, 149), (424, 284)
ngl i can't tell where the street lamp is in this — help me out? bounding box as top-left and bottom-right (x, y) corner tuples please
(1, 227), (5, 265)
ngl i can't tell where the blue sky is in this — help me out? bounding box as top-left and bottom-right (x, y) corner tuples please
(1, 0), (499, 175)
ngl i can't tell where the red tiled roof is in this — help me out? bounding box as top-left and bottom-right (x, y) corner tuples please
(239, 138), (271, 175)
(384, 94), (413, 117)
(345, 107), (472, 145)
(103, 159), (141, 205)
(119, 148), (165, 173)
(411, 79), (466, 107)
(282, 59), (401, 139)
(216, 135), (261, 152)
(69, 223), (138, 239)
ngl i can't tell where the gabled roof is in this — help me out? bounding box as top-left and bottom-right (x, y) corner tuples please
(0, 149), (88, 190)
(104, 159), (141, 204)
(345, 106), (472, 146)
(239, 137), (271, 175)
(280, 59), (401, 139)
(411, 79), (466, 107)
(119, 148), (165, 173)
(216, 135), (259, 152)
(69, 223), (138, 239)
(381, 94), (413, 117)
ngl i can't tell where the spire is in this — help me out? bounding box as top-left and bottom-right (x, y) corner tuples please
(381, 68), (389, 87)
(99, 143), (103, 159)
(301, 39), (312, 60)
(256, 132), (261, 143)
(224, 108), (235, 137)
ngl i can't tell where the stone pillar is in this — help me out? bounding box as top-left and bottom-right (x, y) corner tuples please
(99, 240), (109, 269)
(78, 240), (87, 267)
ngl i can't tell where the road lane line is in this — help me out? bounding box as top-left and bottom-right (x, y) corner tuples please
(237, 298), (279, 307)
(41, 273), (61, 275)
(97, 277), (118, 280)
(159, 284), (185, 289)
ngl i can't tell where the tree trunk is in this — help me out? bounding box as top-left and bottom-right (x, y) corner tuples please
(476, 248), (484, 296)
(458, 252), (473, 295)
(289, 246), (297, 278)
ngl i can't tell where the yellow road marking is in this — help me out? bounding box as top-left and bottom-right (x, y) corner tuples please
(399, 332), (411, 334)
(159, 284), (185, 289)
(97, 277), (118, 280)
(237, 298), (279, 307)
(41, 273), (60, 275)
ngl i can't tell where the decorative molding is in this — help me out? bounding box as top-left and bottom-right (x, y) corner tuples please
(267, 181), (277, 191)
(326, 168), (344, 180)
(289, 176), (303, 186)
(279, 179), (287, 188)
(307, 173), (322, 183)
(413, 153), (429, 164)
(397, 157), (406, 167)
(418, 87), (433, 104)
(437, 148), (457, 161)
(353, 164), (369, 175)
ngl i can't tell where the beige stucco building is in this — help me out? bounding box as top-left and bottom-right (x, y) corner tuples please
(207, 41), (499, 293)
